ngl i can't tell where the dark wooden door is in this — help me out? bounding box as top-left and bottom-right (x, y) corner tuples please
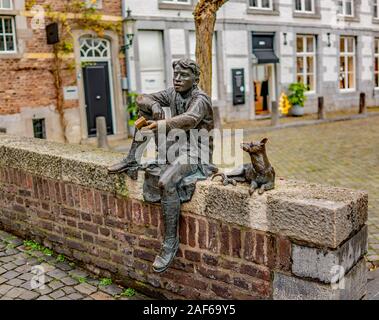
(83, 62), (113, 137)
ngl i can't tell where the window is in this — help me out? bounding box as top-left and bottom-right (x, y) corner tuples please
(0, 0), (12, 10)
(296, 35), (316, 92)
(339, 36), (355, 91)
(375, 39), (379, 88)
(162, 0), (190, 3)
(249, 0), (273, 10)
(295, 0), (314, 13)
(32, 119), (46, 139)
(0, 17), (16, 53)
(337, 0), (354, 17)
(374, 0), (379, 18)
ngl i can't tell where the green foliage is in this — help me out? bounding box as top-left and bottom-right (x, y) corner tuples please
(127, 92), (140, 123)
(56, 254), (66, 262)
(287, 82), (309, 107)
(120, 288), (136, 297)
(23, 240), (53, 256)
(99, 278), (113, 286)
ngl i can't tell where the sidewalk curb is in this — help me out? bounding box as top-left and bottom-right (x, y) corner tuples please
(240, 112), (379, 135)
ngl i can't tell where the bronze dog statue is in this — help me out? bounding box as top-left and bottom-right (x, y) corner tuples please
(212, 138), (275, 195)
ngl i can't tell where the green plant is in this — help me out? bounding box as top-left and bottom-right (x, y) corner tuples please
(120, 288), (135, 297)
(56, 254), (66, 262)
(127, 92), (140, 124)
(287, 82), (309, 107)
(99, 278), (112, 286)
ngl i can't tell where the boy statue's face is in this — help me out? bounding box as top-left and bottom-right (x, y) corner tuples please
(173, 64), (196, 93)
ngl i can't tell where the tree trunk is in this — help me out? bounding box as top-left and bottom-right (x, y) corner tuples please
(193, 0), (228, 97)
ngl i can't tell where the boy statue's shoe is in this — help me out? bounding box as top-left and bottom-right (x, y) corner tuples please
(107, 159), (138, 174)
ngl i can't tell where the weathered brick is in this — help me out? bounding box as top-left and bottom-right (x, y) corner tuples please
(211, 283), (233, 299)
(220, 224), (230, 256)
(96, 238), (118, 251)
(94, 191), (102, 214)
(202, 253), (219, 267)
(142, 204), (150, 225)
(133, 248), (155, 262)
(197, 266), (230, 283)
(198, 219), (207, 249)
(240, 263), (271, 281)
(87, 190), (94, 212)
(207, 221), (219, 253)
(80, 212), (91, 222)
(139, 238), (161, 250)
(116, 198), (125, 219)
(231, 228), (241, 258)
(233, 277), (250, 290)
(108, 195), (117, 216)
(188, 216), (197, 248)
(92, 215), (103, 225)
(266, 234), (277, 269)
(82, 233), (94, 243)
(255, 233), (265, 265)
(99, 227), (110, 237)
(101, 193), (109, 215)
(132, 201), (143, 225)
(79, 188), (88, 212)
(63, 227), (81, 239)
(179, 215), (188, 245)
(184, 250), (201, 262)
(243, 231), (255, 262)
(66, 239), (87, 251)
(71, 185), (80, 209)
(277, 236), (291, 272)
(78, 222), (98, 235)
(150, 205), (160, 227)
(66, 219), (77, 228)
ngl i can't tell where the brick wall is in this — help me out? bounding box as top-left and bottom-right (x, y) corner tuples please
(0, 135), (369, 299)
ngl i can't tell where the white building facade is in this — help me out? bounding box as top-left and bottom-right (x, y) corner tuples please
(125, 0), (379, 121)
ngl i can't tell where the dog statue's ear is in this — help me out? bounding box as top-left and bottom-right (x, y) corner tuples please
(261, 138), (268, 145)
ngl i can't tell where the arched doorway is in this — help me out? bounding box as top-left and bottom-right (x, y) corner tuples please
(80, 37), (115, 136)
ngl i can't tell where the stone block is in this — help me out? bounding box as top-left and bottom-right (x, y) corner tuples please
(267, 181), (368, 248)
(292, 225), (368, 283)
(273, 258), (367, 300)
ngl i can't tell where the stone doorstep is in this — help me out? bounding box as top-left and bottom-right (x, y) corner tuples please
(292, 225), (368, 283)
(273, 258), (367, 300)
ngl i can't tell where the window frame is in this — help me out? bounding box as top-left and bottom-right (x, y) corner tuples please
(337, 0), (354, 17)
(294, 0), (315, 14)
(161, 0), (191, 4)
(0, 16), (17, 54)
(374, 0), (379, 18)
(296, 35), (317, 94)
(249, 0), (273, 11)
(374, 38), (379, 89)
(0, 0), (13, 10)
(339, 36), (356, 92)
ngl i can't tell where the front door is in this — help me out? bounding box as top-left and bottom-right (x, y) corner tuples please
(253, 64), (276, 115)
(83, 62), (114, 137)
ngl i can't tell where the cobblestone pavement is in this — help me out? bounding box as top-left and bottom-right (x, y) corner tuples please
(244, 116), (379, 263)
(0, 230), (149, 300)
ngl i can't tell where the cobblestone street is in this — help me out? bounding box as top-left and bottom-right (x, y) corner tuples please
(0, 230), (148, 300)
(244, 115), (379, 262)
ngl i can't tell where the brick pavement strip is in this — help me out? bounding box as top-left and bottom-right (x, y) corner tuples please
(0, 234), (149, 300)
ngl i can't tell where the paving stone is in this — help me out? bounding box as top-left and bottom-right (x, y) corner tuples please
(68, 270), (89, 279)
(61, 277), (78, 286)
(0, 284), (12, 295)
(5, 287), (27, 299)
(55, 262), (74, 271)
(19, 290), (40, 300)
(0, 277), (7, 285)
(67, 293), (84, 300)
(47, 269), (67, 280)
(2, 271), (20, 280)
(0, 267), (6, 275)
(37, 295), (53, 300)
(90, 291), (114, 300)
(49, 289), (66, 299)
(6, 278), (24, 287)
(62, 287), (76, 295)
(99, 284), (123, 296)
(74, 283), (97, 295)
(2, 262), (17, 271)
(48, 280), (64, 291)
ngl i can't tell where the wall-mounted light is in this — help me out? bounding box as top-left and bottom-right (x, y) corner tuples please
(327, 32), (331, 47)
(283, 32), (288, 46)
(123, 8), (136, 51)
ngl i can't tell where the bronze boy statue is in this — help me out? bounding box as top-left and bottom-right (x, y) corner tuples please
(108, 59), (217, 273)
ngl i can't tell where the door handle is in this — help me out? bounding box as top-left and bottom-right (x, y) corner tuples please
(96, 95), (101, 100)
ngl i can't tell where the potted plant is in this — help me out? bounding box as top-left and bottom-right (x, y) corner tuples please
(287, 82), (309, 116)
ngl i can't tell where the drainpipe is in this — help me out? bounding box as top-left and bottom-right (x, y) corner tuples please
(122, 0), (132, 137)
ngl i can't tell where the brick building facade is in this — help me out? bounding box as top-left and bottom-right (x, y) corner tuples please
(0, 0), (128, 143)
